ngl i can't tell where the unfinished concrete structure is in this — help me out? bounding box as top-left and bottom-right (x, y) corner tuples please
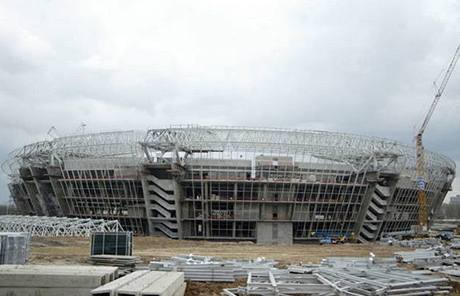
(2, 125), (456, 243)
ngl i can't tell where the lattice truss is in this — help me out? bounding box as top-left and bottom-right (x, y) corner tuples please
(144, 125), (455, 181)
(2, 125), (455, 181)
(0, 215), (123, 237)
(2, 130), (145, 178)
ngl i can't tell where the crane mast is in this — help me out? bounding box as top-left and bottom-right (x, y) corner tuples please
(416, 43), (460, 230)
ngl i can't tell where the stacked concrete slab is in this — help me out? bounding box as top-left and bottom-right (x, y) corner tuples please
(0, 265), (118, 296)
(89, 255), (140, 267)
(0, 232), (30, 264)
(91, 270), (185, 296)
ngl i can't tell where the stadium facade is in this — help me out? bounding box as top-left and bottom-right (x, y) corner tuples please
(2, 126), (456, 243)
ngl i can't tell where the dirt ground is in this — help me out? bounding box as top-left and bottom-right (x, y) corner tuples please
(28, 236), (415, 295)
(30, 235), (408, 265)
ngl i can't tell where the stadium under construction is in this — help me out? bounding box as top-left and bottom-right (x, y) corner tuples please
(2, 125), (456, 244)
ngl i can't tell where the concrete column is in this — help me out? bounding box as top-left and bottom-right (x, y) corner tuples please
(22, 181), (44, 216)
(172, 178), (183, 239)
(8, 183), (29, 214)
(256, 222), (293, 245)
(140, 177), (155, 235)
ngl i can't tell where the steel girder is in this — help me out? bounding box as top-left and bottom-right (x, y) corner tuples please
(3, 125), (455, 181)
(144, 125), (455, 179)
(0, 215), (123, 237)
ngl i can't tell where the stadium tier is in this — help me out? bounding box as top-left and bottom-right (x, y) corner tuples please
(2, 125), (456, 243)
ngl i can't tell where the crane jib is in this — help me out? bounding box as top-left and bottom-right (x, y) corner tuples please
(415, 42), (460, 230)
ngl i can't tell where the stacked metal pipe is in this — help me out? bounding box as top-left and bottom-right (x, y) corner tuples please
(149, 254), (277, 282)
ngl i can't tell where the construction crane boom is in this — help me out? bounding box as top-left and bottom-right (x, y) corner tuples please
(416, 42), (460, 230)
(418, 44), (460, 136)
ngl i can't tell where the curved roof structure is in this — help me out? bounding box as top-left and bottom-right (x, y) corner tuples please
(4, 125), (455, 180)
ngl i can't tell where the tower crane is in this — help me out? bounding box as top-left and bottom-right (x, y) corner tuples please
(416, 43), (460, 231)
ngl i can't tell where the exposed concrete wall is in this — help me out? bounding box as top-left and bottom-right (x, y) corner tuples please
(260, 204), (289, 220)
(256, 222), (292, 245)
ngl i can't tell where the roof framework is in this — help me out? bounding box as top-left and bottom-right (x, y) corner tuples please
(2, 125), (455, 180)
(144, 125), (455, 178)
(0, 215), (123, 237)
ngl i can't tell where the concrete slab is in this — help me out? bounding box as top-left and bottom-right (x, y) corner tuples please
(117, 271), (165, 295)
(0, 273), (106, 288)
(0, 265), (118, 289)
(0, 287), (92, 296)
(93, 271), (185, 296)
(172, 283), (186, 296)
(0, 264), (118, 275)
(91, 270), (150, 296)
(141, 272), (184, 296)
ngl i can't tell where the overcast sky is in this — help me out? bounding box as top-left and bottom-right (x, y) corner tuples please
(0, 0), (459, 204)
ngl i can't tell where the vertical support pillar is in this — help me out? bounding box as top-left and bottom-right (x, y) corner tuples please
(173, 178), (183, 239)
(140, 176), (155, 235)
(47, 165), (67, 216)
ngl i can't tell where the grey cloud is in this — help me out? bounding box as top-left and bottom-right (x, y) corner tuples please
(0, 0), (459, 202)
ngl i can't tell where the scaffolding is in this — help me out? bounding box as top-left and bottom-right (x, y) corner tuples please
(0, 215), (123, 237)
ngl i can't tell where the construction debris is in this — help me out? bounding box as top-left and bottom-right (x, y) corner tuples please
(320, 255), (396, 268)
(394, 249), (439, 263)
(149, 254), (277, 282)
(221, 248), (456, 296)
(91, 270), (185, 296)
(439, 269), (460, 283)
(222, 271), (334, 295)
(315, 266), (452, 296)
(287, 264), (321, 274)
(450, 239), (460, 249)
(0, 264), (118, 296)
(381, 237), (443, 248)
(223, 266), (452, 296)
(392, 238), (460, 271)
(0, 232), (30, 264)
